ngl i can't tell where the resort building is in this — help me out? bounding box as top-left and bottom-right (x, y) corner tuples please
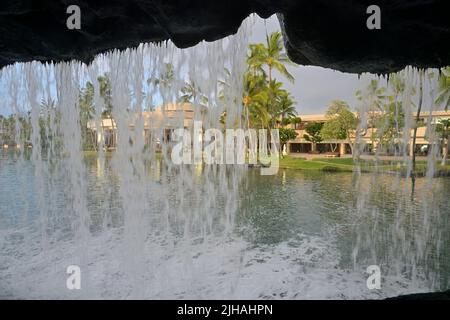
(87, 103), (197, 149)
(87, 104), (449, 157)
(286, 110), (450, 157)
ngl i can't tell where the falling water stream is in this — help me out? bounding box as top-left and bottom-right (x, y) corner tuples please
(0, 18), (449, 299)
(351, 68), (450, 292)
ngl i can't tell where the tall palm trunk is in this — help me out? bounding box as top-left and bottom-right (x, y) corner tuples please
(268, 65), (272, 84)
(411, 70), (424, 196)
(442, 136), (449, 165)
(246, 105), (250, 129)
(268, 65), (272, 127)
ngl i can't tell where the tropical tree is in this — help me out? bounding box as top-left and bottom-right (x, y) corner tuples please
(368, 72), (409, 154)
(279, 128), (298, 145)
(374, 101), (405, 153)
(276, 92), (297, 126)
(38, 97), (60, 150)
(179, 78), (208, 106)
(97, 74), (113, 117)
(148, 63), (175, 108)
(320, 121), (342, 152)
(356, 79), (387, 152)
(246, 90), (271, 129)
(217, 68), (234, 127)
(303, 122), (323, 152)
(0, 115), (15, 146)
(242, 71), (269, 128)
(356, 79), (386, 124)
(287, 116), (301, 128)
(320, 100), (357, 153)
(265, 79), (291, 127)
(436, 67), (450, 111)
(244, 31), (296, 130)
(7, 113), (32, 147)
(150, 63), (175, 89)
(218, 67), (232, 102)
(279, 128), (298, 157)
(247, 44), (266, 77)
(79, 82), (96, 150)
(248, 31), (294, 83)
(411, 70), (426, 180)
(436, 118), (450, 165)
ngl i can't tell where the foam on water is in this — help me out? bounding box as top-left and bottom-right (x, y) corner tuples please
(0, 221), (432, 299)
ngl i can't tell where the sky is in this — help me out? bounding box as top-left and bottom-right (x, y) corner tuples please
(249, 15), (360, 115)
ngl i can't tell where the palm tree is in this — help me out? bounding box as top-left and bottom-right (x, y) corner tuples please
(0, 115), (14, 146)
(79, 81), (96, 150)
(386, 72), (407, 147)
(150, 63), (175, 89)
(277, 92), (296, 126)
(356, 79), (387, 152)
(247, 43), (266, 77)
(436, 118), (450, 165)
(148, 63), (175, 104)
(248, 31), (294, 84)
(250, 96), (271, 129)
(218, 67), (231, 101)
(436, 67), (450, 111)
(411, 70), (425, 188)
(265, 80), (291, 127)
(243, 31), (296, 130)
(145, 63), (176, 112)
(245, 87), (271, 129)
(97, 74), (113, 117)
(79, 82), (95, 119)
(356, 79), (386, 112)
(242, 71), (266, 128)
(218, 68), (244, 128)
(179, 78), (208, 106)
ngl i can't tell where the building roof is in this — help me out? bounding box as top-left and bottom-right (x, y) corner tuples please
(296, 110), (450, 123)
(88, 102), (197, 130)
(298, 114), (327, 122)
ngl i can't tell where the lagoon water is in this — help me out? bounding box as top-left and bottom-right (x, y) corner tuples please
(1, 151), (449, 299)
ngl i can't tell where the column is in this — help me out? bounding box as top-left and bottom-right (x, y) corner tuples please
(339, 143), (346, 155)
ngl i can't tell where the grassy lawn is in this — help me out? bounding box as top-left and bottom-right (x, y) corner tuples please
(81, 151), (450, 175)
(280, 156), (450, 175)
(83, 150), (163, 159)
(279, 157), (354, 172)
(312, 157), (355, 166)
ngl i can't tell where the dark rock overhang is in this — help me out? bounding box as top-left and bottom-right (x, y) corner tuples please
(388, 289), (450, 300)
(0, 0), (449, 73)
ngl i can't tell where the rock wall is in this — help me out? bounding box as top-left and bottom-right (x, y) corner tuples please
(0, 0), (449, 73)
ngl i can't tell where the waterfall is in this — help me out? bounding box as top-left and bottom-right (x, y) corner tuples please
(352, 68), (449, 291)
(0, 17), (251, 299)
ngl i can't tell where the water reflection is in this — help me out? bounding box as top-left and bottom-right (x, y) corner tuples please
(239, 168), (450, 290)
